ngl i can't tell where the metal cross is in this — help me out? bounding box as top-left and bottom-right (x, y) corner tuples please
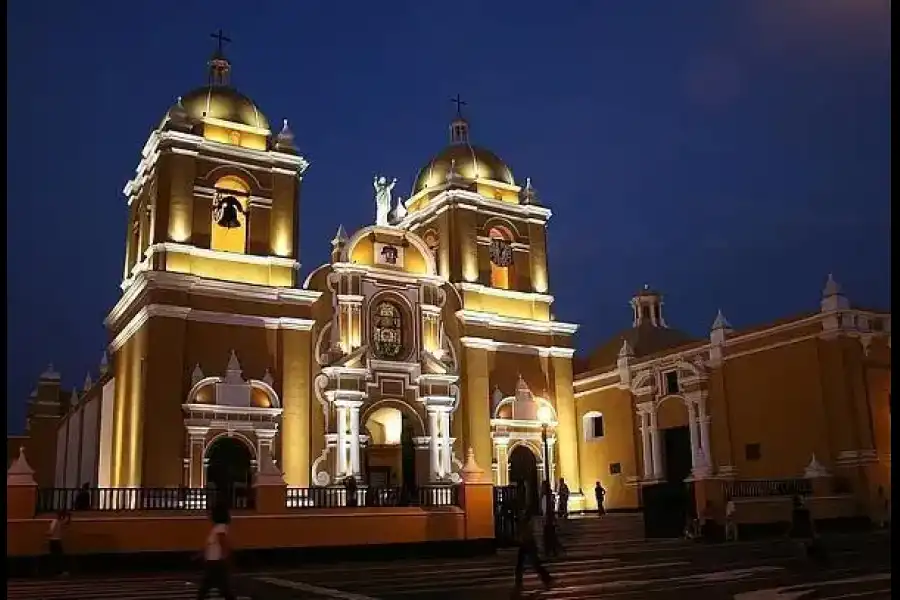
(210, 29), (232, 54)
(450, 94), (467, 117)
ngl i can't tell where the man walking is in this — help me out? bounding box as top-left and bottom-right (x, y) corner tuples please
(513, 506), (553, 596)
(197, 503), (237, 600)
(46, 510), (70, 577)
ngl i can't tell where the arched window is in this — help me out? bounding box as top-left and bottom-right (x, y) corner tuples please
(372, 302), (404, 359)
(210, 175), (251, 254)
(488, 226), (514, 289)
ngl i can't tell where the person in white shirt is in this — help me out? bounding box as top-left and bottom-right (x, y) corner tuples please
(197, 504), (236, 600)
(47, 510), (70, 576)
(725, 498), (738, 542)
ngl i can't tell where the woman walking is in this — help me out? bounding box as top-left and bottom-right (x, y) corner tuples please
(197, 503), (237, 600)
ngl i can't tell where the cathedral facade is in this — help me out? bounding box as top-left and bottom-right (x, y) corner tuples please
(14, 46), (890, 518)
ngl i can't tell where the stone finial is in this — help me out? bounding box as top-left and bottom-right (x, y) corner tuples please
(491, 385), (505, 409)
(461, 447), (485, 483)
(39, 364), (61, 382)
(711, 309), (732, 332)
(83, 372), (93, 391)
(821, 273), (849, 312)
(191, 364), (204, 386)
(803, 453), (830, 479)
(390, 196), (408, 223)
(445, 159), (464, 186)
(99, 352), (109, 375)
(331, 224), (349, 248)
(618, 338), (634, 358)
(262, 369), (275, 387)
(69, 388), (79, 406)
(7, 447), (36, 487)
(224, 351), (243, 384)
(520, 177), (540, 205)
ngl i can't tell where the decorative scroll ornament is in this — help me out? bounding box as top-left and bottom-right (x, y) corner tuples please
(372, 302), (403, 359)
(489, 239), (513, 267)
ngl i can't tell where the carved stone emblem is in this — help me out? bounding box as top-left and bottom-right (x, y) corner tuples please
(373, 302), (403, 359)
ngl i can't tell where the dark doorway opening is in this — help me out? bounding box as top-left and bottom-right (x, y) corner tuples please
(205, 436), (253, 508)
(508, 445), (539, 513)
(663, 425), (693, 484)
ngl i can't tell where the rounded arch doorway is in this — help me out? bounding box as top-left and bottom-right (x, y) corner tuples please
(205, 435), (254, 508)
(508, 444), (540, 514)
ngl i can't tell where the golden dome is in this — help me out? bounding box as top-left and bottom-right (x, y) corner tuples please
(179, 85), (270, 131)
(412, 143), (514, 195)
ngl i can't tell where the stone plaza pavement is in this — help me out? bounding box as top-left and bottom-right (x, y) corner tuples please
(7, 526), (891, 599)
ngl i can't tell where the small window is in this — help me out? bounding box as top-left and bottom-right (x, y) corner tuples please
(609, 462), (622, 475)
(745, 443), (761, 461)
(583, 413), (605, 441)
(664, 371), (679, 396)
(592, 415), (605, 438)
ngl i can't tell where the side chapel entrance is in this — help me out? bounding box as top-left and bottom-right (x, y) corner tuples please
(508, 444), (540, 512)
(205, 436), (253, 505)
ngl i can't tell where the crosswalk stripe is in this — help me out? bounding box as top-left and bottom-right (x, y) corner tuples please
(7, 578), (252, 600)
(258, 577), (378, 600)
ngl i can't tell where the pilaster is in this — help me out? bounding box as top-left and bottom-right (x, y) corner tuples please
(464, 346), (492, 474)
(281, 329), (312, 487)
(550, 355), (581, 492)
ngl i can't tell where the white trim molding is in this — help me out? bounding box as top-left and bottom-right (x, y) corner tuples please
(107, 270), (321, 329)
(456, 310), (578, 336)
(459, 336), (575, 358)
(108, 304), (316, 354)
(146, 243), (299, 270)
(455, 282), (554, 305)
(398, 189), (552, 229)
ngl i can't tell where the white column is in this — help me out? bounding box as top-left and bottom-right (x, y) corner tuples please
(440, 411), (452, 477)
(697, 397), (712, 467)
(256, 429), (278, 471)
(649, 408), (663, 480)
(349, 404), (362, 477)
(186, 426), (209, 488)
(686, 400), (699, 471)
(335, 405), (349, 477)
(494, 437), (510, 486)
(639, 411), (652, 480)
(546, 438), (556, 487)
(428, 410), (441, 481)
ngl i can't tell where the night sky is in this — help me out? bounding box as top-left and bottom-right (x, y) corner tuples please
(6, 1), (891, 433)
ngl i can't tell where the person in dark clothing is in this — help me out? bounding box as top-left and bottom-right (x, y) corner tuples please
(513, 508), (553, 595)
(789, 494), (828, 566)
(540, 481), (563, 557)
(594, 481), (606, 517)
(74, 483), (91, 511)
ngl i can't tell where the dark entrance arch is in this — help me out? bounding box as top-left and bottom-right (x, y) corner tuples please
(508, 444), (539, 514)
(205, 436), (254, 508)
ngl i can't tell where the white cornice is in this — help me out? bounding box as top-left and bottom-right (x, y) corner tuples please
(331, 262), (447, 287)
(456, 310), (578, 336)
(146, 243), (298, 269)
(123, 130), (308, 203)
(455, 282), (554, 304)
(107, 270), (321, 330)
(459, 337), (575, 358)
(109, 304), (316, 354)
(398, 189), (552, 229)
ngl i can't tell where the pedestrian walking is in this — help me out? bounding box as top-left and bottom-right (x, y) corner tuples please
(557, 479), (570, 519)
(197, 503), (237, 600)
(594, 481), (606, 517)
(513, 506), (553, 596)
(724, 497), (739, 542)
(876, 486), (890, 529)
(46, 510), (70, 577)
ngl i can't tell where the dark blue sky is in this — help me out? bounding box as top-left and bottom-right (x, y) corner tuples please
(6, 1), (891, 432)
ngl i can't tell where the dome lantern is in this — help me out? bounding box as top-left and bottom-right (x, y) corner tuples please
(449, 94), (470, 144)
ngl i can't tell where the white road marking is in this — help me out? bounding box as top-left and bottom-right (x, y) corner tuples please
(257, 576), (379, 600)
(732, 573), (892, 599)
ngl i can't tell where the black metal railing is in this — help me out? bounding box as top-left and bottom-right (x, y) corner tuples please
(723, 479), (812, 499)
(493, 484), (519, 545)
(35, 487), (254, 514)
(285, 485), (460, 509)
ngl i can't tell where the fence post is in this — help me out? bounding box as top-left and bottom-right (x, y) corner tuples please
(7, 448), (38, 519)
(458, 447), (494, 541)
(253, 453), (287, 514)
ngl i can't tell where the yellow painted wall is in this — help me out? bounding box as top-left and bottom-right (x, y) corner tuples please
(575, 387), (640, 510)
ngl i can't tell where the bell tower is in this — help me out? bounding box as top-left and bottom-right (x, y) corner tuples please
(120, 32), (308, 291)
(103, 35), (320, 491)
